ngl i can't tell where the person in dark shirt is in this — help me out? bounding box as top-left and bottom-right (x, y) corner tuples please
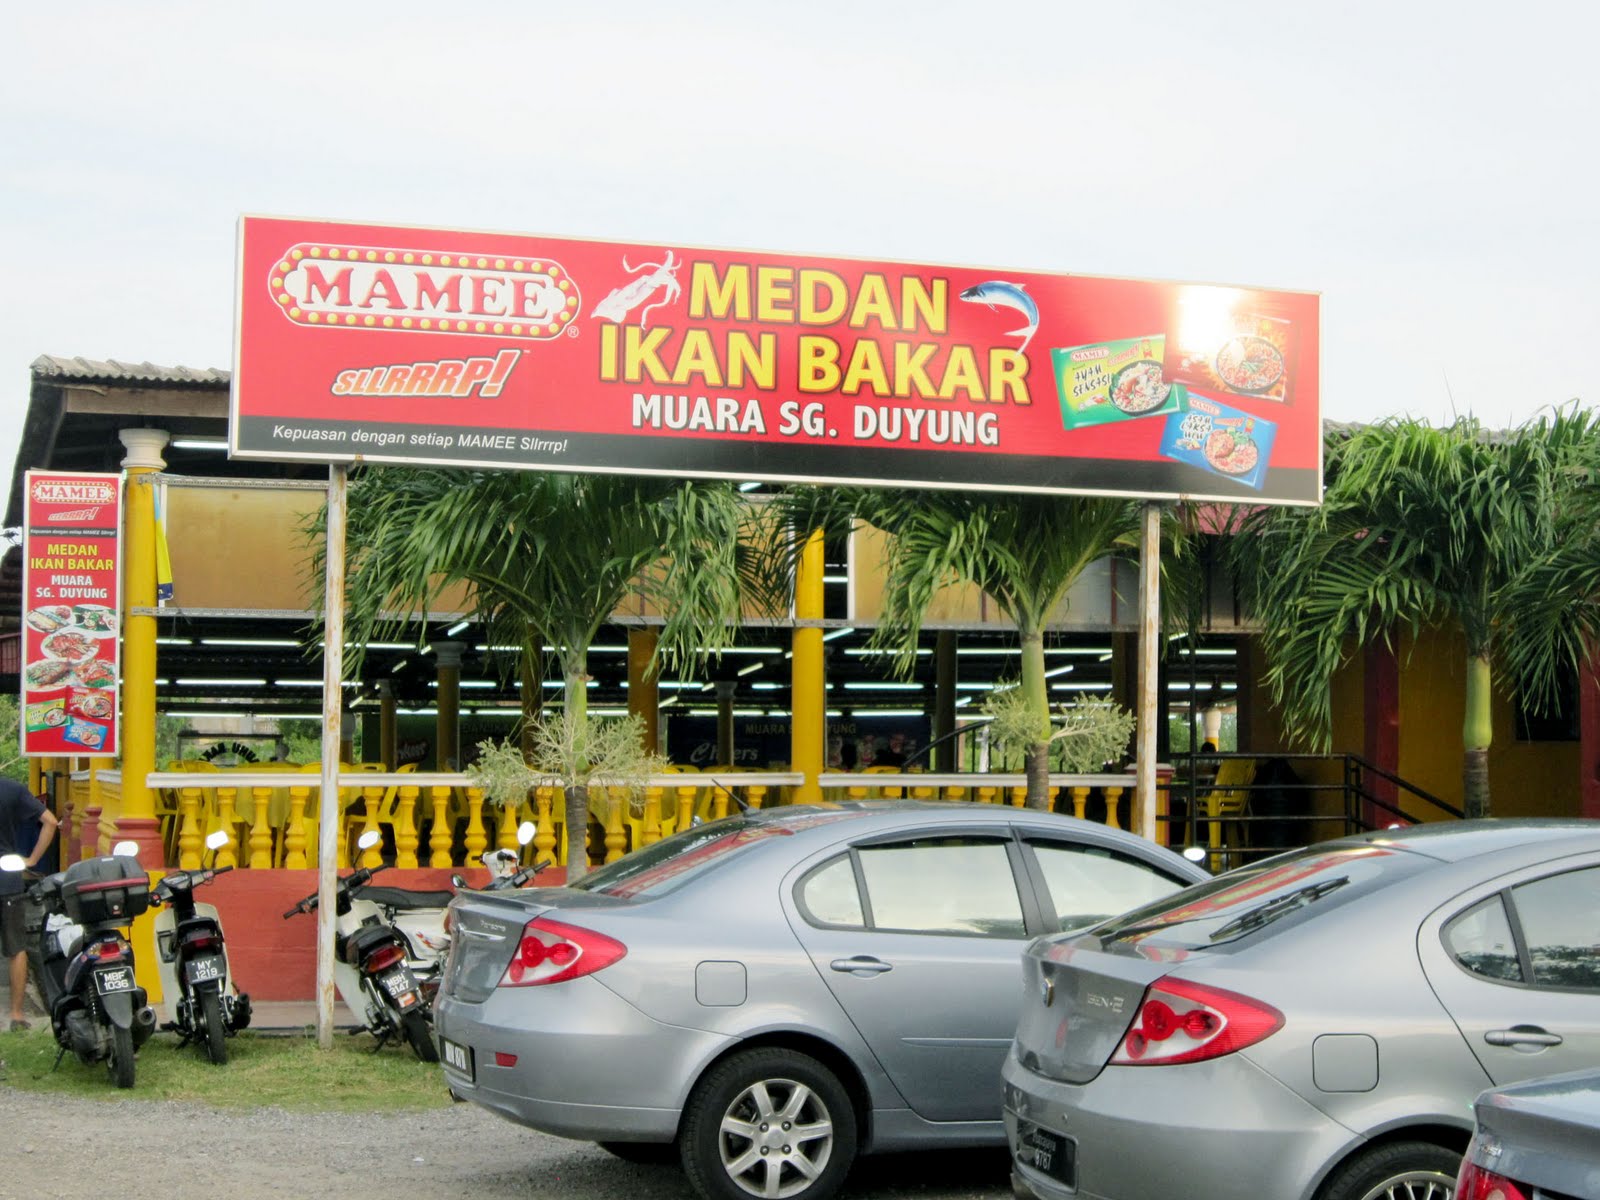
(2, 778), (59, 1030)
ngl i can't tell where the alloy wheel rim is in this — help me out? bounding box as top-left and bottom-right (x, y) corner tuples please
(1357, 1170), (1455, 1200)
(718, 1075), (835, 1198)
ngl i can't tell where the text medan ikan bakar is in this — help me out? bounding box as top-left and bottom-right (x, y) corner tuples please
(30, 542), (115, 571)
(601, 263), (1031, 404)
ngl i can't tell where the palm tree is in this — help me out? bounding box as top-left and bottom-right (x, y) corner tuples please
(769, 489), (1177, 809)
(1229, 409), (1600, 819)
(322, 468), (757, 877)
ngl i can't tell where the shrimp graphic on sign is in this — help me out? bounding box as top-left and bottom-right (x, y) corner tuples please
(591, 250), (682, 330)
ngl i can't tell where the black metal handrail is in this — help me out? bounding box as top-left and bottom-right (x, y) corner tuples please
(1166, 751), (1463, 870)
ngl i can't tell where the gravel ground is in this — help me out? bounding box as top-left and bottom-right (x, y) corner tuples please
(0, 1086), (1014, 1200)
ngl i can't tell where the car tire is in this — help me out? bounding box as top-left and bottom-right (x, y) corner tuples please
(1319, 1140), (1460, 1200)
(680, 1047), (856, 1200)
(597, 1141), (678, 1165)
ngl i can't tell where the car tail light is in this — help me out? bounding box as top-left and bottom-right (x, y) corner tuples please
(499, 917), (626, 988)
(1455, 1149), (1529, 1200)
(364, 943), (406, 973)
(1110, 977), (1283, 1066)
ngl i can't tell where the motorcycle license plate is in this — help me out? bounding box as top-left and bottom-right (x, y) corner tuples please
(185, 956), (223, 985)
(439, 1036), (474, 1081)
(1014, 1120), (1076, 1189)
(380, 968), (417, 1005)
(94, 966), (134, 996)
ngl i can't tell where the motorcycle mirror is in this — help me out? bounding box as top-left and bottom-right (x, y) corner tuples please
(204, 830), (230, 851)
(0, 854), (25, 873)
(1181, 846), (1209, 865)
(450, 874), (467, 888)
(357, 830), (382, 851)
(516, 820), (537, 846)
(112, 840), (139, 857)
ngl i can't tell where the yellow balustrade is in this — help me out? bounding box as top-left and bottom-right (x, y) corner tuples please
(534, 788), (556, 865)
(1103, 786), (1124, 830)
(603, 788), (626, 863)
(642, 786), (664, 847)
(247, 786), (273, 869)
(1070, 785), (1090, 820)
(213, 788), (239, 868)
(1008, 786), (1027, 808)
(497, 801), (521, 854)
(675, 784), (697, 834)
(463, 786), (488, 867)
(356, 785), (385, 867)
(748, 784), (768, 809)
(177, 788), (203, 869)
(283, 787), (311, 869)
(395, 787), (420, 869)
(428, 786), (453, 868)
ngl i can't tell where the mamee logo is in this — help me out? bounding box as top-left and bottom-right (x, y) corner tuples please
(1069, 347), (1110, 363)
(269, 243), (581, 341)
(31, 480), (116, 506)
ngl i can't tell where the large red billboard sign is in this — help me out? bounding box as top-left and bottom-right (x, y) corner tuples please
(20, 471), (122, 758)
(233, 216), (1320, 504)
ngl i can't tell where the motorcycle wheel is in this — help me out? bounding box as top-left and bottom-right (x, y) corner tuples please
(401, 1010), (438, 1063)
(109, 1023), (136, 1089)
(200, 988), (228, 1065)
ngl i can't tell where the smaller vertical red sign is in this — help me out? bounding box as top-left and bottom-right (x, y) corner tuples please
(20, 471), (122, 757)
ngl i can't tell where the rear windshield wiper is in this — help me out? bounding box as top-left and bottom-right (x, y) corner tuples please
(1208, 877), (1350, 941)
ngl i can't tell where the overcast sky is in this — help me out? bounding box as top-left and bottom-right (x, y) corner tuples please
(4, 1), (1596, 507)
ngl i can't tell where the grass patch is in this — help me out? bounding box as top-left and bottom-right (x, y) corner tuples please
(0, 1025), (452, 1111)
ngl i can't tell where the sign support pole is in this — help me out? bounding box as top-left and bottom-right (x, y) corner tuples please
(1135, 501), (1161, 842)
(316, 463), (348, 1049)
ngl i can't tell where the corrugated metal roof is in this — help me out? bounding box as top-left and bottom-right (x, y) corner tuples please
(31, 354), (231, 387)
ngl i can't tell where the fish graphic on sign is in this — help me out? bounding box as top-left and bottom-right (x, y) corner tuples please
(959, 280), (1039, 354)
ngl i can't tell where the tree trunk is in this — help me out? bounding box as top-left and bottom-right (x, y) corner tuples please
(1020, 629), (1051, 809)
(563, 783), (589, 881)
(1462, 652), (1493, 820)
(1024, 742), (1052, 811)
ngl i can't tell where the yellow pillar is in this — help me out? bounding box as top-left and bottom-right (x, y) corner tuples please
(433, 640), (463, 770)
(627, 627), (660, 753)
(116, 429), (168, 868)
(791, 529), (825, 804)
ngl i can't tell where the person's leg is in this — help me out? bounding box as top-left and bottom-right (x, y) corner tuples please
(9, 950), (28, 1024)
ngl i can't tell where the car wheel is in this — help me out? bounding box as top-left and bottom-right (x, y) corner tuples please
(1319, 1141), (1460, 1200)
(597, 1141), (678, 1165)
(680, 1047), (856, 1200)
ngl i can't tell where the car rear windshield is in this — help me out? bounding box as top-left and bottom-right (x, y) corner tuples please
(1091, 843), (1433, 949)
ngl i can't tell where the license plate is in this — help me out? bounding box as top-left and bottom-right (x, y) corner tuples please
(380, 968), (416, 999)
(439, 1036), (474, 1081)
(1015, 1120), (1076, 1188)
(94, 966), (134, 996)
(185, 957), (223, 985)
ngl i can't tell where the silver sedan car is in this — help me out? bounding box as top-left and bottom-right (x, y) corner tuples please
(432, 801), (1205, 1200)
(1457, 1067), (1600, 1198)
(1003, 820), (1600, 1200)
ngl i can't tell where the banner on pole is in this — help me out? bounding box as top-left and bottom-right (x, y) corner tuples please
(20, 471), (123, 757)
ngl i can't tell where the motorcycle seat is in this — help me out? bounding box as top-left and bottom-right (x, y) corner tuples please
(361, 886), (454, 910)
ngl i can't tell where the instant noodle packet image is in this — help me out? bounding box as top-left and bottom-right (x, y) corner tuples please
(1159, 392), (1277, 492)
(1165, 300), (1298, 405)
(1052, 335), (1184, 431)
(25, 694), (68, 733)
(63, 717), (108, 752)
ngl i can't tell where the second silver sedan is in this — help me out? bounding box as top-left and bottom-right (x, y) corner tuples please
(433, 801), (1205, 1200)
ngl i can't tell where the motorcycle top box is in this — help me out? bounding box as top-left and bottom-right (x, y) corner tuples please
(61, 856), (151, 925)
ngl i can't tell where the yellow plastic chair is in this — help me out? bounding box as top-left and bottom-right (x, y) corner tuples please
(1198, 758), (1257, 871)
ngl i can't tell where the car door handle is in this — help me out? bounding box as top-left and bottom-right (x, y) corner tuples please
(830, 956), (893, 975)
(1484, 1026), (1563, 1048)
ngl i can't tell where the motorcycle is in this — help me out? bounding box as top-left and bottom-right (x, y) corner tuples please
(151, 830), (253, 1064)
(282, 830), (438, 1062)
(367, 821), (544, 1017)
(1, 841), (158, 1088)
